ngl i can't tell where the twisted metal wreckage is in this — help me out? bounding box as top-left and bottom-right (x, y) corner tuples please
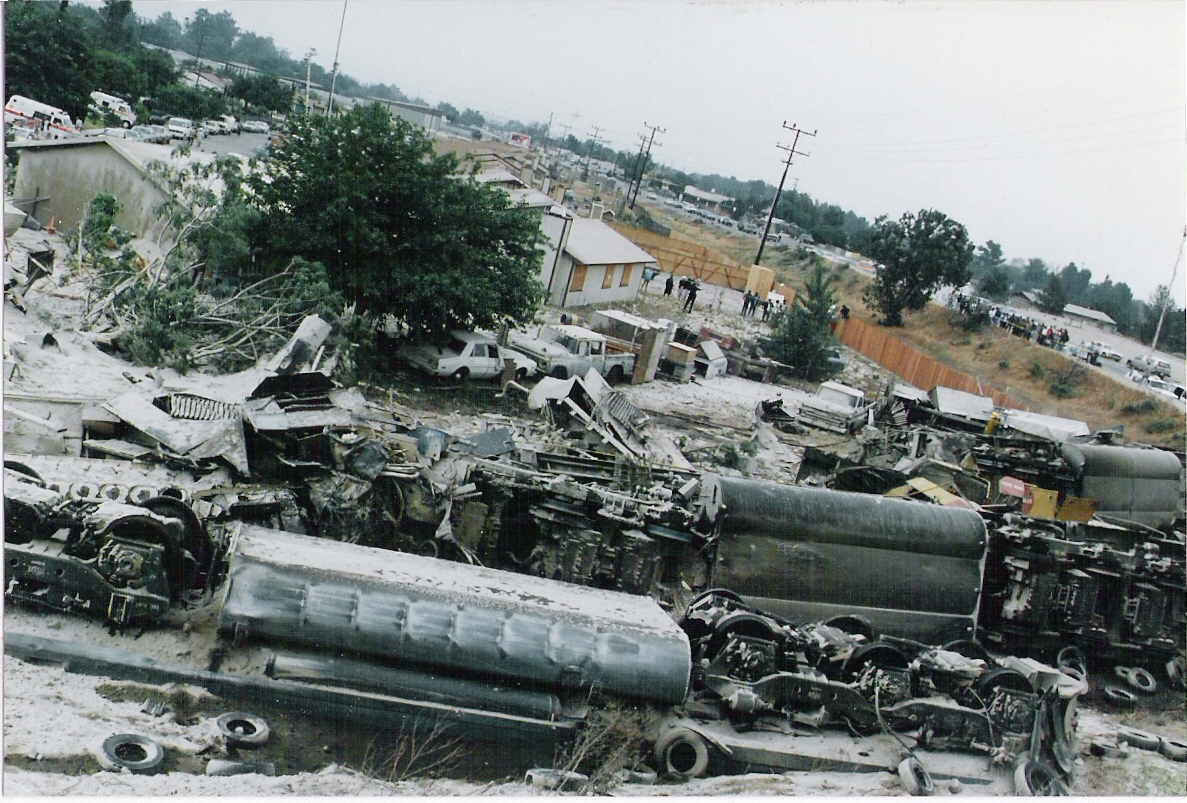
(5, 316), (1184, 792)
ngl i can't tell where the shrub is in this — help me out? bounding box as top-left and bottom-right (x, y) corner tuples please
(1029, 361), (1045, 380)
(1048, 363), (1089, 399)
(1121, 398), (1160, 415)
(1144, 419), (1177, 434)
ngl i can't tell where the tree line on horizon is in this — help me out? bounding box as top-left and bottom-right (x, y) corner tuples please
(6, 1), (1181, 354)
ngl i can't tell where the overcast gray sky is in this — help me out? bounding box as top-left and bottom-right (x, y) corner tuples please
(136, 0), (1186, 300)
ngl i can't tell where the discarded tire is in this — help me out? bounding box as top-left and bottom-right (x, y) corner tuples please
(100, 483), (129, 503)
(215, 712), (270, 749)
(655, 727), (710, 779)
(1125, 667), (1157, 694)
(1166, 656), (1186, 690)
(1159, 737), (1187, 762)
(1102, 683), (1137, 707)
(898, 756), (935, 796)
(96, 734), (165, 774)
(1116, 727), (1160, 752)
(1014, 759), (1067, 795)
(1112, 665), (1132, 681)
(1088, 738), (1128, 759)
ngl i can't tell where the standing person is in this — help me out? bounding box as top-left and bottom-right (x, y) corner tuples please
(641, 267), (655, 293)
(664, 273), (674, 296)
(741, 291), (752, 317)
(684, 281), (699, 312)
(840, 304), (850, 320)
(761, 299), (771, 322)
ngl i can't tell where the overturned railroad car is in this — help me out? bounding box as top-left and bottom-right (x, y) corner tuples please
(217, 524), (692, 705)
(698, 476), (988, 644)
(1059, 443), (1184, 529)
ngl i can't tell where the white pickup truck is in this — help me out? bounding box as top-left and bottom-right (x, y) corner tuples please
(398, 330), (537, 381)
(509, 324), (636, 384)
(796, 381), (870, 434)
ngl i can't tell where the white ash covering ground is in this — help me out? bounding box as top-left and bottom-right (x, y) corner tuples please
(4, 229), (1185, 795)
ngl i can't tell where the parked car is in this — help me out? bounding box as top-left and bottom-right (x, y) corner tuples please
(1140, 376), (1184, 401)
(242, 119), (270, 134)
(398, 331), (538, 382)
(219, 114), (240, 133)
(1087, 341), (1122, 362)
(145, 124), (172, 143)
(1126, 354), (1172, 378)
(201, 119), (226, 135)
(166, 116), (195, 139)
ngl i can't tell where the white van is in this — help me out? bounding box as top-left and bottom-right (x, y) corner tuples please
(89, 91), (136, 128)
(4, 95), (80, 138)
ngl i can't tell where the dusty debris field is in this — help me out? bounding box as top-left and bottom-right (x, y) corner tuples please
(3, 228), (1185, 797)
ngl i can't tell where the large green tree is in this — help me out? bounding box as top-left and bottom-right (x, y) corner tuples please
(863, 209), (974, 326)
(4, 0), (95, 121)
(248, 104), (545, 337)
(1038, 274), (1068, 315)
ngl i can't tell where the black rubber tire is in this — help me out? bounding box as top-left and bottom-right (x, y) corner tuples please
(515, 367), (528, 382)
(1166, 655), (1187, 690)
(1112, 664), (1133, 681)
(96, 734), (165, 774)
(1102, 683), (1137, 708)
(898, 757), (934, 796)
(1159, 737), (1187, 762)
(655, 728), (709, 779)
(1125, 666), (1157, 694)
(550, 366), (568, 380)
(216, 712), (270, 749)
(1055, 645), (1087, 676)
(1014, 759), (1067, 795)
(1088, 738), (1127, 758)
(606, 365), (625, 386)
(1116, 726), (1161, 752)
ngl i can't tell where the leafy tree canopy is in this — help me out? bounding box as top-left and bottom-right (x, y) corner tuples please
(1038, 274), (1068, 315)
(976, 265), (1012, 301)
(4, 0), (95, 121)
(863, 209), (974, 326)
(247, 105), (546, 338)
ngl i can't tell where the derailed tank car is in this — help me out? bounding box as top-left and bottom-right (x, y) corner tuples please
(697, 476), (989, 644)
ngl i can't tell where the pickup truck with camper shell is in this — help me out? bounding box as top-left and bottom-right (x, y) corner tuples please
(796, 380), (870, 434)
(509, 324), (636, 384)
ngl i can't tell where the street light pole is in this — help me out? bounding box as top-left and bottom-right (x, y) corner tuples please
(326, 0), (348, 116)
(304, 48), (317, 112)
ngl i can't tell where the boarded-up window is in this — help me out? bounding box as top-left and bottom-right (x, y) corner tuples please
(620, 264), (633, 287)
(570, 264), (587, 292)
(602, 264), (617, 289)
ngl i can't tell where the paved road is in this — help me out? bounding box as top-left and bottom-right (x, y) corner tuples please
(191, 131), (270, 157)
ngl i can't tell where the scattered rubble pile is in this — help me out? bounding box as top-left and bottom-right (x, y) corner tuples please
(5, 286), (1186, 793)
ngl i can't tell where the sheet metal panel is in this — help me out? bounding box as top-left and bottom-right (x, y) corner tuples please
(701, 476), (988, 642)
(218, 525), (690, 704)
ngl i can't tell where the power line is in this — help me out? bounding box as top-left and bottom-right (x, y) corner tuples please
(629, 123), (665, 209)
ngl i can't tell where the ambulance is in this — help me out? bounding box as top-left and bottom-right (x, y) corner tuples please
(4, 95), (81, 138)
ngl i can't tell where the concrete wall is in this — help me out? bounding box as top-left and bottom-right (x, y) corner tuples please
(12, 142), (171, 242)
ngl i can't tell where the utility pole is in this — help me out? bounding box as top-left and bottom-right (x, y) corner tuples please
(1151, 225), (1186, 352)
(191, 26), (207, 89)
(326, 0), (349, 116)
(582, 125), (604, 178)
(755, 121), (815, 266)
(630, 122), (664, 209)
(620, 133), (648, 214)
